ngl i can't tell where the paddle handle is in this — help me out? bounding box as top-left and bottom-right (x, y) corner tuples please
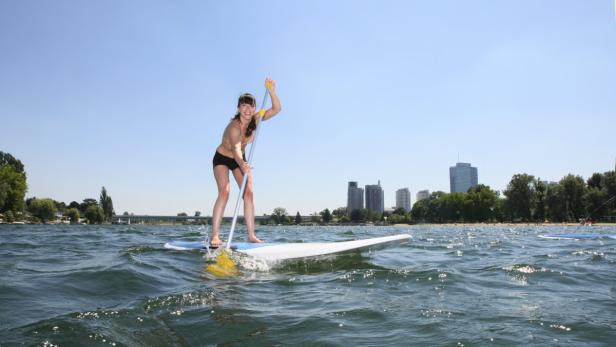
(226, 87), (270, 249)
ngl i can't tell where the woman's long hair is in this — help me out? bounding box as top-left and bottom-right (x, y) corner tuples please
(232, 93), (257, 137)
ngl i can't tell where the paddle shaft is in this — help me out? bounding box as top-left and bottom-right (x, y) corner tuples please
(225, 88), (270, 249)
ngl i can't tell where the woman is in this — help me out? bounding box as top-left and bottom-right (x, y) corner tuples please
(210, 78), (281, 247)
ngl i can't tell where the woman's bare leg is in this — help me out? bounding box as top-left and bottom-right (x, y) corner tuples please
(211, 165), (230, 246)
(231, 168), (262, 243)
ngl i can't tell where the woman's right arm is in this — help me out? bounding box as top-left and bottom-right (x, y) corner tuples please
(263, 78), (281, 120)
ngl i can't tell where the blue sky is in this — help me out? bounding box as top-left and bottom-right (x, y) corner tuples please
(1, 1), (615, 216)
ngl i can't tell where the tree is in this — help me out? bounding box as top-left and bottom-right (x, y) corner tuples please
(0, 165), (27, 213)
(0, 151), (25, 174)
(411, 199), (427, 222)
(559, 174), (586, 222)
(28, 198), (57, 223)
(54, 200), (67, 214)
(99, 187), (114, 222)
(545, 182), (565, 222)
(4, 210), (15, 223)
(584, 187), (607, 221)
(392, 207), (406, 215)
(503, 174), (536, 222)
(587, 173), (603, 190)
(80, 199), (98, 215)
(602, 171), (616, 215)
(533, 180), (546, 222)
(320, 208), (332, 223)
(332, 207), (347, 219)
(68, 201), (80, 210)
(85, 205), (104, 224)
(64, 208), (80, 224)
(272, 207), (288, 224)
(440, 192), (465, 222)
(295, 211), (302, 224)
(465, 185), (499, 222)
(350, 209), (362, 223)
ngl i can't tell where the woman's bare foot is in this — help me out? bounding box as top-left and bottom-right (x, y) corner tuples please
(210, 236), (222, 247)
(248, 235), (264, 243)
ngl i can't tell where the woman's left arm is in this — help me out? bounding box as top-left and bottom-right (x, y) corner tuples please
(263, 78), (281, 120)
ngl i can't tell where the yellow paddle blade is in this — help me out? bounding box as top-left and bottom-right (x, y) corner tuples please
(206, 249), (238, 277)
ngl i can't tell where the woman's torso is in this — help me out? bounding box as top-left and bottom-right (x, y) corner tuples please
(216, 119), (254, 157)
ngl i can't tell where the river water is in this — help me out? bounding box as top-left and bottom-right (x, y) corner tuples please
(1, 224), (615, 346)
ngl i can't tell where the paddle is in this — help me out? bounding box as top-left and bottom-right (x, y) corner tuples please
(207, 80), (271, 277)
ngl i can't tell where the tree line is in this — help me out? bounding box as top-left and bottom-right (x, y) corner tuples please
(264, 171), (616, 225)
(0, 151), (114, 224)
(412, 172), (616, 223)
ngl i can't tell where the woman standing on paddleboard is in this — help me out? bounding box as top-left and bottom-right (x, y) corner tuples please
(210, 78), (281, 247)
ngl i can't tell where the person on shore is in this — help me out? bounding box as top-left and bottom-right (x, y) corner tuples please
(210, 78), (281, 247)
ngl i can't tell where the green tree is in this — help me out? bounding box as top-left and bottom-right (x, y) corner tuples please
(587, 173), (603, 190)
(64, 208), (80, 224)
(349, 208), (362, 223)
(392, 207), (406, 215)
(68, 201), (80, 210)
(545, 182), (565, 222)
(602, 171), (616, 216)
(0, 165), (27, 213)
(533, 180), (547, 222)
(80, 199), (98, 215)
(332, 207), (347, 219)
(465, 185), (499, 222)
(99, 186), (114, 222)
(584, 187), (607, 221)
(0, 151), (25, 174)
(559, 174), (586, 222)
(440, 192), (465, 222)
(320, 208), (332, 223)
(54, 200), (67, 214)
(28, 198), (58, 223)
(503, 174), (536, 222)
(272, 207), (288, 224)
(411, 199), (429, 223)
(294, 211), (302, 224)
(85, 205), (104, 224)
(4, 210), (15, 223)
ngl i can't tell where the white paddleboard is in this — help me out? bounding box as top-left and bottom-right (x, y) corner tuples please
(164, 234), (411, 261)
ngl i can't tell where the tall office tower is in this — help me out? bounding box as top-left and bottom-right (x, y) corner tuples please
(416, 190), (430, 202)
(449, 162), (478, 193)
(365, 180), (385, 214)
(396, 188), (411, 212)
(347, 181), (364, 214)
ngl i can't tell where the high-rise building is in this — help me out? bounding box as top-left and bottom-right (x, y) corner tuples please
(449, 162), (478, 193)
(365, 180), (384, 214)
(396, 188), (411, 212)
(347, 181), (364, 214)
(416, 190), (430, 202)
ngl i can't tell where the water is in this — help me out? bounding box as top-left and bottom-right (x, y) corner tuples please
(1, 224), (616, 346)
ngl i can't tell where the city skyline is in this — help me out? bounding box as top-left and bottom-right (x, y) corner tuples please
(1, 1), (614, 215)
